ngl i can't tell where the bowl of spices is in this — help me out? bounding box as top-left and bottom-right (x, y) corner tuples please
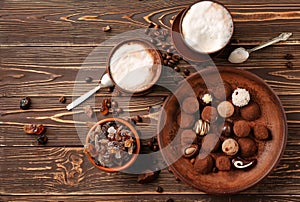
(85, 118), (141, 172)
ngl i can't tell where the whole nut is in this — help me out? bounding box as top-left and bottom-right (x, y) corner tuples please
(222, 138), (239, 156)
(183, 144), (199, 158)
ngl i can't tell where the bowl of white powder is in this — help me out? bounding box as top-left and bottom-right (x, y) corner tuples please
(177, 1), (234, 56)
(107, 39), (162, 94)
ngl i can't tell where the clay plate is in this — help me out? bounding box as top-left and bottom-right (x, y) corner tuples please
(157, 67), (287, 194)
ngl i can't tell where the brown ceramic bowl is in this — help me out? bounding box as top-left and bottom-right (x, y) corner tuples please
(107, 39), (162, 95)
(171, 1), (234, 62)
(85, 118), (141, 173)
(157, 67), (287, 194)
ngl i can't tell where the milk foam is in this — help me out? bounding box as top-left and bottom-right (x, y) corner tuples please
(182, 1), (233, 53)
(109, 42), (157, 92)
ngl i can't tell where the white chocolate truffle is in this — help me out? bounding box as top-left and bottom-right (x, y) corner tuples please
(202, 93), (213, 104)
(232, 88), (250, 107)
(222, 138), (239, 156)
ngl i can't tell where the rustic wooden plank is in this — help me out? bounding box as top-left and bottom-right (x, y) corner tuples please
(1, 0), (300, 45)
(0, 195), (230, 202)
(0, 146), (299, 195)
(1, 195), (300, 202)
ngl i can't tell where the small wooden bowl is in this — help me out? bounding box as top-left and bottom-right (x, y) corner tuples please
(171, 1), (234, 62)
(107, 39), (162, 95)
(85, 118), (141, 173)
(157, 67), (287, 194)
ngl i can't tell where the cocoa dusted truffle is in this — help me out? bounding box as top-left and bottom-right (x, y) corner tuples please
(238, 138), (257, 158)
(181, 130), (197, 145)
(201, 106), (218, 123)
(233, 120), (251, 137)
(182, 96), (199, 114)
(212, 82), (232, 100)
(177, 112), (196, 128)
(201, 133), (220, 152)
(194, 154), (214, 174)
(217, 101), (235, 118)
(216, 156), (231, 171)
(253, 124), (269, 140)
(240, 102), (261, 121)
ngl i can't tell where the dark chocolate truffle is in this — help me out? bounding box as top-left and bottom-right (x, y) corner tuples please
(253, 124), (269, 140)
(177, 112), (196, 128)
(238, 138), (257, 158)
(220, 121), (233, 137)
(212, 82), (232, 100)
(201, 133), (220, 152)
(181, 130), (197, 145)
(194, 154), (214, 174)
(216, 156), (231, 171)
(201, 106), (218, 123)
(240, 102), (261, 121)
(182, 96), (199, 114)
(233, 120), (251, 137)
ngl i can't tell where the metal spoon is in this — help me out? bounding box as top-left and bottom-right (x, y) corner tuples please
(66, 73), (114, 110)
(228, 32), (293, 64)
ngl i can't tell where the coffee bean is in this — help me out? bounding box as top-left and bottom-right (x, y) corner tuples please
(116, 108), (123, 114)
(37, 134), (48, 145)
(286, 61), (293, 69)
(59, 96), (66, 103)
(134, 115), (142, 122)
(148, 22), (155, 28)
(147, 140), (153, 148)
(169, 59), (176, 65)
(20, 97), (31, 110)
(156, 186), (164, 193)
(103, 25), (111, 32)
(111, 100), (118, 108)
(284, 53), (294, 60)
(174, 66), (180, 72)
(162, 53), (167, 58)
(166, 199), (174, 202)
(85, 76), (93, 83)
(161, 44), (170, 50)
(166, 55), (172, 60)
(137, 170), (160, 183)
(154, 24), (161, 29)
(167, 62), (175, 67)
(151, 144), (159, 152)
(163, 60), (168, 66)
(183, 68), (190, 76)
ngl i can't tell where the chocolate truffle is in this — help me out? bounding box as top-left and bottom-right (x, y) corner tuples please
(217, 101), (235, 118)
(194, 154), (214, 174)
(220, 121), (233, 137)
(233, 120), (251, 137)
(201, 133), (220, 152)
(240, 102), (261, 121)
(232, 88), (250, 107)
(182, 96), (199, 114)
(222, 138), (239, 156)
(216, 156), (231, 171)
(200, 93), (213, 105)
(194, 119), (210, 136)
(181, 130), (197, 145)
(177, 112), (196, 128)
(238, 138), (257, 158)
(201, 106), (218, 123)
(212, 82), (232, 100)
(253, 124), (269, 140)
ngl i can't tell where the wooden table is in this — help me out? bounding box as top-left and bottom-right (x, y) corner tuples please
(1, 0), (299, 201)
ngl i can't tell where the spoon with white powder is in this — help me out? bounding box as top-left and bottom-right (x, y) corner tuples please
(66, 73), (113, 110)
(228, 32), (292, 64)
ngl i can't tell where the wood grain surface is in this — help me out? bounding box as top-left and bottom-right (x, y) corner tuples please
(1, 0), (300, 201)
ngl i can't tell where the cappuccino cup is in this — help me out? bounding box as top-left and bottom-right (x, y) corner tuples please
(180, 1), (234, 54)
